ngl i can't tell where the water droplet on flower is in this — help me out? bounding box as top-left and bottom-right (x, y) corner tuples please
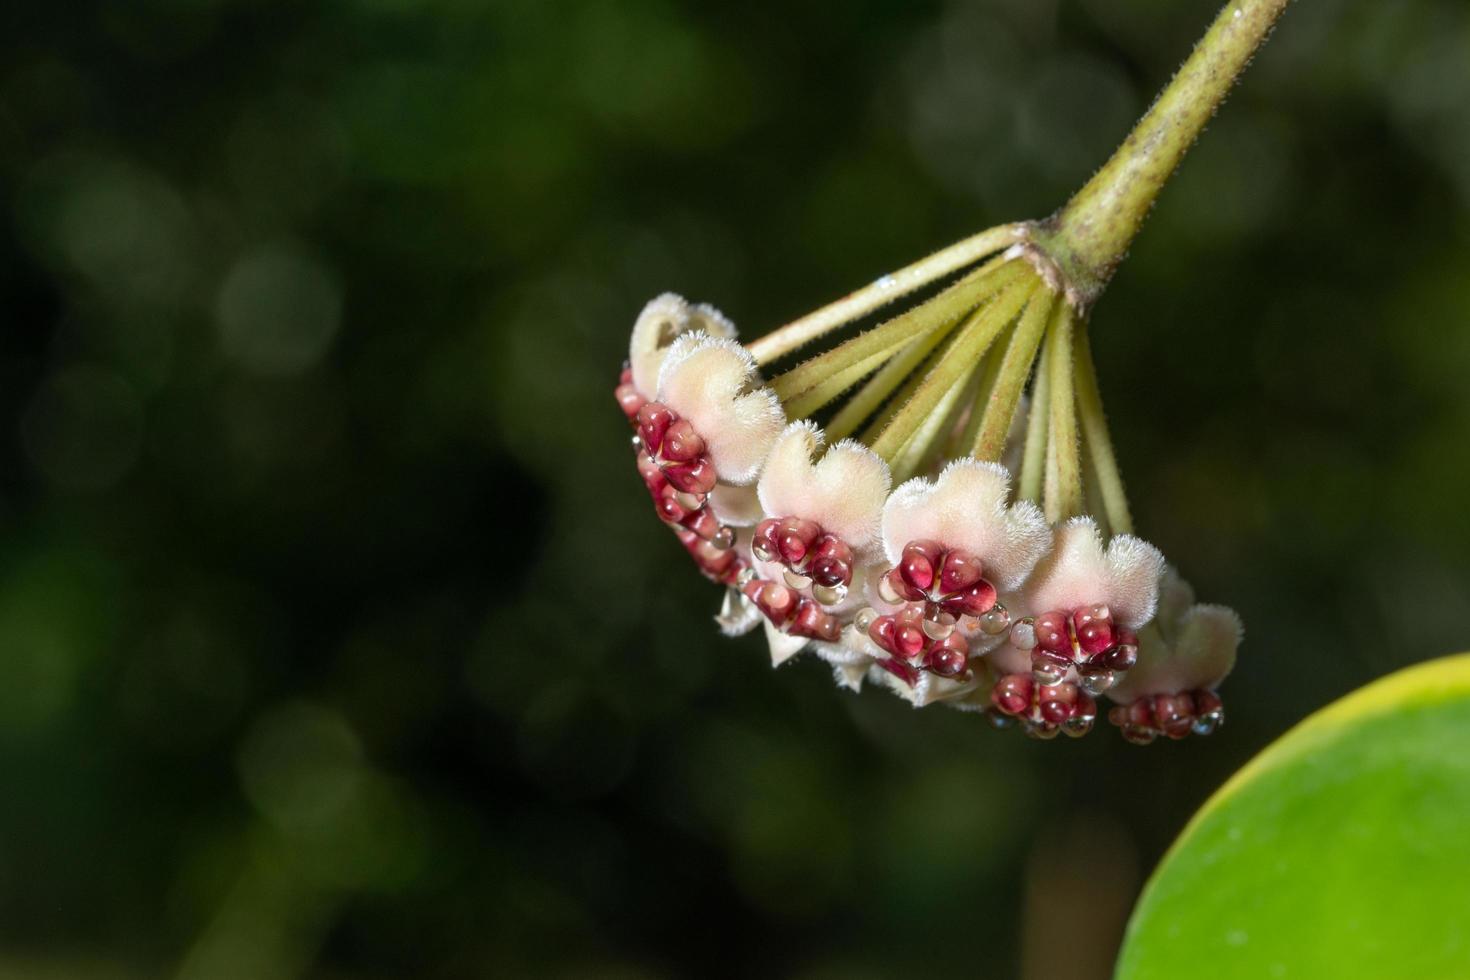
(752, 537), (775, 562)
(854, 607), (878, 633)
(1027, 721), (1060, 741)
(1033, 662), (1067, 686)
(1079, 670), (1115, 695)
(813, 582), (847, 606)
(877, 572), (903, 605)
(921, 606), (956, 640)
(783, 569), (812, 590)
(979, 603), (1010, 636)
(711, 526), (735, 551)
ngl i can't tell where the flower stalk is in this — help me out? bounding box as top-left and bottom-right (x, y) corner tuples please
(1034, 0), (1293, 310)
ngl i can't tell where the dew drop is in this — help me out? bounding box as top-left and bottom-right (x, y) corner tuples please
(813, 582), (847, 606)
(1028, 722), (1060, 741)
(1032, 662), (1066, 686)
(979, 603), (1010, 636)
(783, 569), (812, 590)
(921, 607), (956, 640)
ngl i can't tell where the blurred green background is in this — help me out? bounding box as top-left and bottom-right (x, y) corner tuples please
(2, 0), (1469, 977)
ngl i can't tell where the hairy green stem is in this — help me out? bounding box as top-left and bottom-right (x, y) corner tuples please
(1018, 357), (1050, 504)
(971, 288), (1057, 462)
(1074, 325), (1134, 535)
(825, 311), (966, 441)
(1033, 0), (1291, 308)
(870, 273), (1037, 463)
(782, 347), (893, 419)
(1042, 304), (1081, 522)
(950, 328), (1009, 459)
(889, 363), (976, 485)
(747, 224), (1025, 366)
(857, 340), (944, 445)
(768, 254), (1021, 403)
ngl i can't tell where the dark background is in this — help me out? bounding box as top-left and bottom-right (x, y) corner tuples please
(2, 0), (1468, 977)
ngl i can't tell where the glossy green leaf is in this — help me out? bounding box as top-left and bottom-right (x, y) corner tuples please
(1118, 654), (1470, 980)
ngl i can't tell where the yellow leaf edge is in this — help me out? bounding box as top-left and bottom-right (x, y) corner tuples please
(1134, 651), (1470, 909)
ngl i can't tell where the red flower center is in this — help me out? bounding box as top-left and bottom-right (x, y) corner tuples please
(1108, 690), (1223, 744)
(1012, 603), (1138, 693)
(751, 516), (856, 605)
(989, 673), (1098, 739)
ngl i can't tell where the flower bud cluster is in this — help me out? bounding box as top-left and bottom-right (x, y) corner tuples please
(616, 284), (1240, 743)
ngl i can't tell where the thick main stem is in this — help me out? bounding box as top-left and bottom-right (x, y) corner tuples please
(1034, 0), (1291, 308)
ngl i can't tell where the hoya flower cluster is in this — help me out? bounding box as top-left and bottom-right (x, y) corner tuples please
(616, 227), (1241, 742)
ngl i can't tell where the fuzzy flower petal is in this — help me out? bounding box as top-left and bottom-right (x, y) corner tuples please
(880, 459), (1051, 592)
(1023, 517), (1164, 631)
(714, 580), (763, 637)
(812, 635), (871, 667)
(764, 620), (809, 667)
(832, 662), (868, 692)
(757, 421), (892, 555)
(629, 293), (736, 397)
(1108, 571), (1242, 702)
(657, 333), (785, 485)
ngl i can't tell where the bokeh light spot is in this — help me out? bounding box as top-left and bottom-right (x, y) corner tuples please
(216, 244), (343, 376)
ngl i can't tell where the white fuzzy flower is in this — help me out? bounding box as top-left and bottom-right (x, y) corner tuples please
(1105, 569), (1241, 743)
(880, 459), (1051, 591)
(655, 332), (785, 486)
(857, 459), (1050, 688)
(1022, 517), (1164, 631)
(1014, 518), (1162, 684)
(626, 293), (736, 401)
(987, 517), (1165, 735)
(737, 423), (892, 670)
(625, 308), (784, 562)
(758, 421), (891, 560)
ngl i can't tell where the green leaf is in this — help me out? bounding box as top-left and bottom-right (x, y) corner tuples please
(1118, 653), (1470, 980)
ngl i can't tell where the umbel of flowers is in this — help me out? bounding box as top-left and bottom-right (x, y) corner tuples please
(614, 228), (1241, 742)
(613, 0), (1288, 741)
